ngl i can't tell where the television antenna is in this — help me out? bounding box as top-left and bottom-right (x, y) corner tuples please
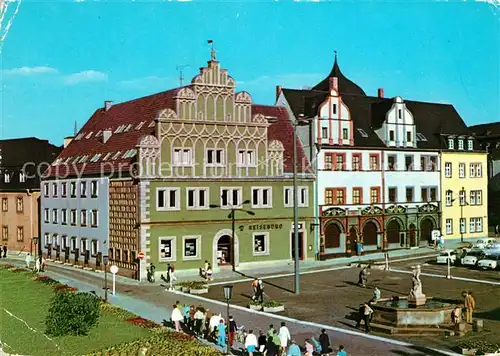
(176, 65), (190, 86)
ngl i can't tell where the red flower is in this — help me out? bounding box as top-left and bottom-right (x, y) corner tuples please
(126, 317), (159, 329)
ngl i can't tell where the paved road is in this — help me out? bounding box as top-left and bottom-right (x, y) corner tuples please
(2, 258), (460, 356)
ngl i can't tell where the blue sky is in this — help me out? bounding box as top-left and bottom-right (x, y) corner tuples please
(1, 1), (498, 145)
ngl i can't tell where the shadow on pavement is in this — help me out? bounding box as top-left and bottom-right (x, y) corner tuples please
(390, 345), (457, 356)
(474, 307), (500, 322)
(235, 271), (294, 293)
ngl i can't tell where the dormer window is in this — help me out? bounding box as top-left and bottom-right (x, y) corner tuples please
(458, 139), (464, 150)
(321, 127), (328, 139)
(467, 139), (473, 151)
(19, 172), (26, 183)
(4, 173), (10, 183)
(342, 128), (348, 140)
(448, 138), (454, 150)
(406, 131), (412, 142)
(332, 104), (337, 115)
(389, 130), (395, 141)
(416, 133), (427, 142)
(398, 109), (402, 119)
(357, 128), (368, 138)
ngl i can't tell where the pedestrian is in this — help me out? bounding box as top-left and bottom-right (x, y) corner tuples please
(25, 253), (32, 269)
(2, 243), (7, 258)
(256, 279), (264, 303)
(41, 256), (46, 272)
(251, 278), (259, 300)
(268, 324), (274, 336)
(451, 305), (461, 331)
(228, 316), (237, 348)
(244, 329), (258, 356)
(217, 319), (226, 348)
(206, 263), (213, 281)
(337, 345), (347, 356)
(182, 304), (190, 325)
(287, 340), (301, 356)
(358, 266), (369, 287)
(209, 313), (222, 340)
(319, 328), (331, 355)
(304, 338), (314, 356)
(264, 335), (279, 356)
(362, 302), (374, 332)
(171, 304), (183, 332)
(167, 264), (177, 290)
(278, 322), (291, 354)
(189, 305), (196, 331)
(465, 290), (476, 324)
(258, 330), (267, 353)
(35, 258), (41, 273)
(194, 306), (204, 336)
(438, 233), (444, 250)
(370, 287), (381, 304)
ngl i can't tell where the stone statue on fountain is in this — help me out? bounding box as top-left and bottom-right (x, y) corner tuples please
(408, 265), (427, 306)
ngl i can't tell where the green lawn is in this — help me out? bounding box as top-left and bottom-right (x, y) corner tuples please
(0, 269), (151, 356)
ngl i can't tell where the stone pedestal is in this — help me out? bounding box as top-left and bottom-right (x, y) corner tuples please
(473, 319), (483, 332)
(408, 294), (427, 307)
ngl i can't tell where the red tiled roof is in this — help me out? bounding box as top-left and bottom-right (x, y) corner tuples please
(253, 104), (312, 174)
(45, 89), (312, 178)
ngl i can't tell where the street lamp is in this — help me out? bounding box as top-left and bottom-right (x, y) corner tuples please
(223, 285), (233, 355)
(447, 187), (468, 243)
(292, 114), (313, 295)
(103, 255), (109, 302)
(209, 200), (255, 272)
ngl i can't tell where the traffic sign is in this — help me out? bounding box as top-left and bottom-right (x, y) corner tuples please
(110, 265), (119, 274)
(137, 252), (145, 259)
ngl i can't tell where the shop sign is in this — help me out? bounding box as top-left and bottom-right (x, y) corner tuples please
(242, 223), (284, 231)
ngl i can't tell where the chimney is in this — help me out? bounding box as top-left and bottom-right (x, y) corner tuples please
(63, 136), (73, 148)
(329, 77), (338, 91)
(104, 101), (113, 111)
(102, 130), (112, 144)
(378, 88), (384, 98)
(276, 85), (282, 101)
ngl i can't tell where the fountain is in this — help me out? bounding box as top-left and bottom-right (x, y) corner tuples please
(370, 265), (461, 335)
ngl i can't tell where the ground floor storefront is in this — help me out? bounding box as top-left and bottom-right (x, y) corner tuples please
(318, 203), (441, 260)
(144, 218), (315, 277)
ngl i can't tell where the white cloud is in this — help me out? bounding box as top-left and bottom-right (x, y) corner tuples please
(238, 73), (322, 90)
(2, 66), (58, 75)
(119, 75), (177, 89)
(63, 70), (108, 85)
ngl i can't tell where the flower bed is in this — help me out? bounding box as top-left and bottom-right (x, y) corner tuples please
(176, 281), (209, 294)
(126, 317), (161, 329)
(458, 341), (500, 355)
(248, 300), (263, 311)
(54, 284), (78, 293)
(0, 264), (14, 269)
(33, 275), (58, 285)
(262, 301), (284, 313)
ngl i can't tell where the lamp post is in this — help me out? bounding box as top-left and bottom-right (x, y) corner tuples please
(223, 285), (233, 355)
(209, 200), (255, 272)
(292, 114), (313, 295)
(103, 255), (109, 302)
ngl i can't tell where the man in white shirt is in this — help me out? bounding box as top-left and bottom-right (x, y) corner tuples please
(244, 329), (258, 356)
(278, 321), (291, 354)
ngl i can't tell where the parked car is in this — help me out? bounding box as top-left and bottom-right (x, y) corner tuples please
(477, 253), (500, 270)
(473, 239), (498, 249)
(461, 249), (486, 267)
(437, 250), (457, 264)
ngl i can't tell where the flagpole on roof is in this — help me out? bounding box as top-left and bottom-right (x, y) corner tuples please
(208, 40), (216, 61)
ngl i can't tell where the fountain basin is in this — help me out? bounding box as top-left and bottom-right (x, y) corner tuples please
(372, 297), (460, 327)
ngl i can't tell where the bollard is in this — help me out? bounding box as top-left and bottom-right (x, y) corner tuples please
(473, 319), (483, 332)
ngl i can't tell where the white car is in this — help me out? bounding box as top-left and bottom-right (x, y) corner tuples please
(436, 250), (457, 264)
(461, 249), (486, 267)
(477, 253), (500, 270)
(473, 239), (498, 249)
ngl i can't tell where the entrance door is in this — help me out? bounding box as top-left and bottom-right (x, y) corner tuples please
(291, 232), (304, 260)
(363, 222), (378, 246)
(420, 218), (434, 244)
(217, 235), (231, 265)
(324, 223), (341, 249)
(387, 220), (401, 244)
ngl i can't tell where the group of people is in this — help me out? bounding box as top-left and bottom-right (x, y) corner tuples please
(170, 300), (348, 355)
(0, 244), (7, 258)
(452, 290), (477, 329)
(24, 253), (46, 272)
(251, 278), (265, 303)
(200, 260), (214, 281)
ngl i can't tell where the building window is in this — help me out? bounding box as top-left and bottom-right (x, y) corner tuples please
(445, 190), (452, 206)
(53, 234), (59, 247)
(445, 219), (453, 235)
(186, 188), (209, 210)
(4, 173), (10, 183)
(221, 188), (242, 208)
(52, 183), (58, 197)
(476, 163), (482, 177)
(71, 237), (77, 251)
(91, 210), (98, 227)
(336, 188), (345, 204)
(62, 235), (68, 249)
(332, 104), (337, 115)
(369, 154), (380, 170)
(459, 163), (465, 178)
(157, 188), (180, 211)
(421, 156), (437, 171)
(460, 218), (466, 233)
(70, 209), (77, 226)
(44, 208), (49, 223)
(352, 187), (362, 204)
(173, 148), (193, 166)
(114, 248), (121, 261)
(91, 180), (98, 197)
(159, 237), (176, 261)
(405, 187), (414, 203)
(123, 250), (129, 263)
(91, 240), (99, 256)
(458, 139), (464, 150)
(352, 154), (361, 171)
(206, 149), (224, 165)
(388, 155), (397, 171)
(44, 233), (50, 247)
(445, 162), (452, 178)
(388, 187), (397, 203)
(406, 131), (412, 142)
(469, 163), (476, 178)
(80, 181), (87, 197)
(253, 232), (270, 256)
(325, 189), (333, 205)
(2, 226), (7, 241)
(1, 198), (7, 212)
(475, 217), (483, 232)
(81, 239), (88, 253)
(430, 187), (437, 201)
(52, 209), (58, 224)
(70, 182), (76, 197)
(467, 139), (473, 151)
(80, 210), (87, 227)
(251, 187), (272, 208)
(334, 153), (345, 171)
(459, 190), (466, 206)
(284, 187), (308, 207)
(448, 138), (454, 149)
(421, 187), (438, 202)
(370, 187), (380, 204)
(470, 190), (482, 205)
(469, 218), (476, 233)
(237, 150), (256, 167)
(16, 197), (23, 212)
(61, 183), (67, 197)
(324, 153), (333, 170)
(44, 183), (49, 197)
(470, 163), (482, 178)
(389, 130), (395, 141)
(321, 127), (328, 139)
(405, 155), (414, 171)
(61, 209), (67, 225)
(398, 109), (402, 119)
(19, 171), (26, 182)
(182, 236), (201, 260)
(342, 128), (348, 140)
